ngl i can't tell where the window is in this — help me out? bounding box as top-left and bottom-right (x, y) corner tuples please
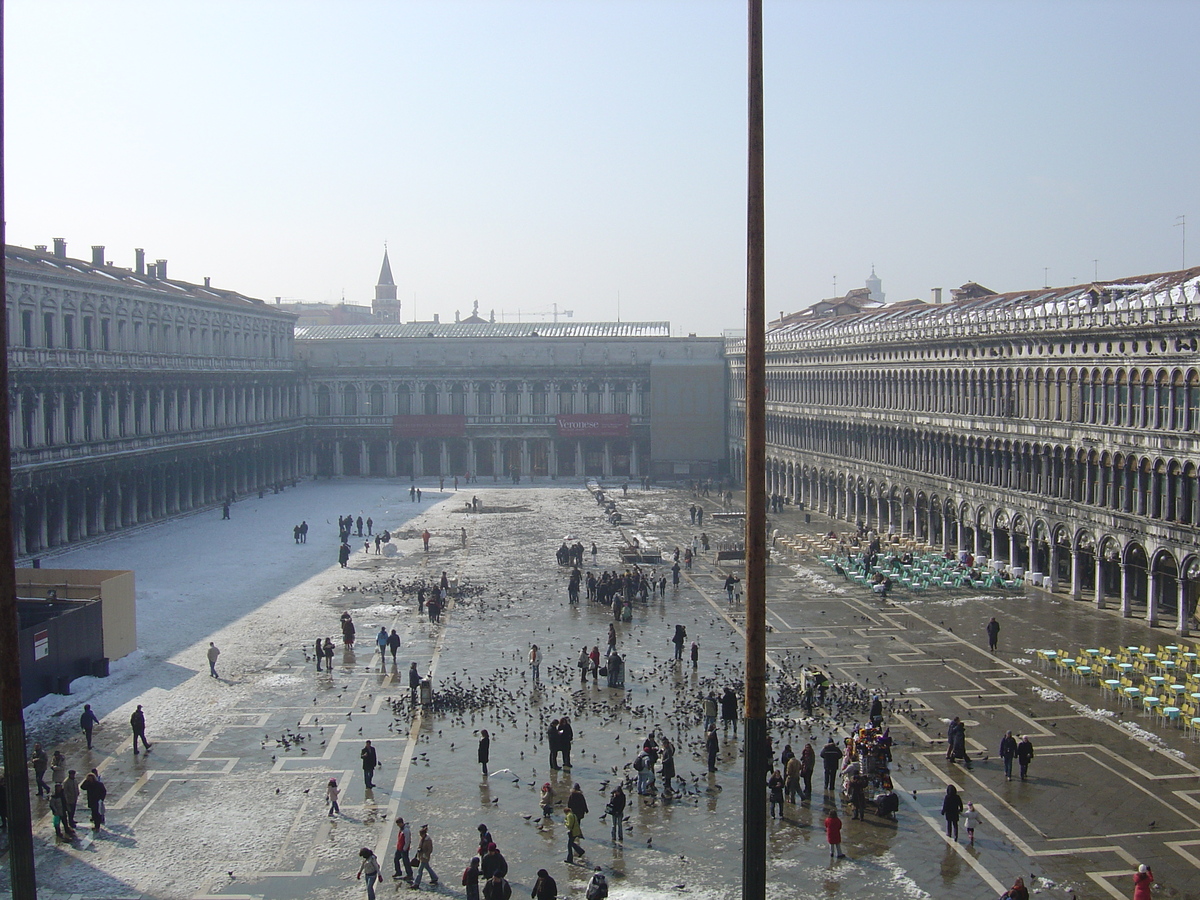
(612, 382), (629, 414)
(64, 315), (75, 350)
(316, 385), (331, 416)
(83, 316), (94, 350)
(370, 384), (385, 416)
(396, 385), (411, 415)
(478, 382), (493, 415)
(343, 385), (358, 416)
(101, 319), (111, 351)
(423, 384), (439, 415)
(43, 312), (55, 349)
(586, 383), (602, 414)
(531, 383), (547, 415)
(450, 384), (465, 415)
(21, 310), (33, 347)
(505, 383), (520, 415)
(558, 385), (574, 414)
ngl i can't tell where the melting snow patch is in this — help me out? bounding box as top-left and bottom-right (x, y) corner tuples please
(904, 686), (923, 693)
(1010, 657), (1031, 665)
(876, 852), (933, 899)
(1033, 687), (1064, 702)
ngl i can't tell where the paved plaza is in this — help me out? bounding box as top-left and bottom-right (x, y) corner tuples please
(3, 480), (1198, 900)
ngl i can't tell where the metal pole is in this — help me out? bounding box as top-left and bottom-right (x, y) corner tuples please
(0, 0), (41, 891)
(742, 1), (767, 899)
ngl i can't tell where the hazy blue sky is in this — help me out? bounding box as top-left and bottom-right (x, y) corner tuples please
(6, 0), (1198, 335)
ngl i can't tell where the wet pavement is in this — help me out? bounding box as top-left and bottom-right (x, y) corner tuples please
(4, 480), (1199, 900)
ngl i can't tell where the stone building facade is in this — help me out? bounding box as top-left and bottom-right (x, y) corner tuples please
(727, 267), (1200, 635)
(5, 241), (305, 555)
(295, 322), (726, 480)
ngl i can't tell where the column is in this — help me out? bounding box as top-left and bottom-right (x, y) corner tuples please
(386, 440), (397, 477)
(493, 440), (503, 479)
(334, 442), (345, 476)
(1119, 564), (1132, 618)
(1094, 555), (1106, 609)
(629, 441), (637, 477)
(520, 440), (530, 478)
(1147, 571), (1160, 627)
(440, 440), (449, 476)
(414, 442), (424, 477)
(574, 441), (584, 477)
(467, 439), (477, 477)
(1177, 578), (1190, 637)
(602, 441), (612, 477)
(360, 441), (369, 475)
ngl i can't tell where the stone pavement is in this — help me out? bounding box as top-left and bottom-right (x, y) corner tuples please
(3, 481), (1197, 900)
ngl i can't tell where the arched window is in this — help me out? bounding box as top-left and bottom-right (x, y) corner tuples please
(343, 384), (358, 416)
(530, 382), (547, 415)
(423, 384), (439, 416)
(504, 382), (520, 416)
(586, 382), (602, 414)
(557, 383), (573, 415)
(612, 381), (629, 414)
(370, 384), (385, 416)
(477, 382), (493, 416)
(316, 385), (331, 416)
(396, 384), (411, 415)
(450, 383), (466, 415)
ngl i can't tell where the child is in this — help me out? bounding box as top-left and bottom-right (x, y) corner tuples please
(963, 801), (976, 846)
(327, 778), (341, 817)
(824, 808), (845, 859)
(461, 857), (481, 900)
(540, 782), (554, 823)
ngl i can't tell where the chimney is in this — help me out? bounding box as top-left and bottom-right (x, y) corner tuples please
(204, 276), (211, 288)
(34, 244), (47, 252)
(53, 238), (67, 258)
(91, 245), (105, 266)
(147, 264), (158, 280)
(932, 288), (943, 304)
(433, 313), (440, 324)
(155, 259), (167, 280)
(275, 296), (281, 304)
(135, 248), (145, 275)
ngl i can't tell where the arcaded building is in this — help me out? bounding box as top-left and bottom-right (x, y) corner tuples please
(295, 317), (726, 480)
(727, 267), (1200, 635)
(5, 241), (305, 555)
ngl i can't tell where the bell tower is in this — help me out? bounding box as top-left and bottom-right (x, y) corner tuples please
(373, 246), (401, 322)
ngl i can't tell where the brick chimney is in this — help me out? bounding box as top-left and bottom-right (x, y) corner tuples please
(91, 245), (105, 266)
(53, 238), (67, 258)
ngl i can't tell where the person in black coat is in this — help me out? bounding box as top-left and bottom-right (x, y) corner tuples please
(531, 869), (558, 900)
(360, 740), (378, 788)
(558, 717), (574, 768)
(820, 737), (843, 790)
(567, 783), (589, 834)
(478, 730), (491, 776)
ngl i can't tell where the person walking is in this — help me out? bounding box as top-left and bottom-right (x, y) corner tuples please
(50, 750), (67, 789)
(1133, 864), (1154, 900)
(388, 629), (402, 665)
(461, 857), (481, 900)
(26, 748), (46, 799)
(376, 627), (389, 662)
(130, 704), (152, 753)
(567, 783), (589, 834)
(820, 737), (843, 790)
(357, 847), (382, 900)
(941, 784), (964, 841)
(564, 807), (585, 863)
(986, 617), (1001, 652)
(409, 663), (421, 706)
(412, 824), (438, 888)
(1016, 735), (1034, 781)
(963, 801), (977, 846)
(207, 642), (221, 677)
(327, 778), (341, 817)
(361, 740), (378, 789)
(478, 730), (490, 777)
(422, 529), (431, 551)
(80, 704), (100, 750)
(705, 727), (719, 773)
(394, 817), (414, 882)
(608, 784), (626, 842)
(999, 730), (1017, 780)
(824, 808), (845, 859)
(702, 693), (718, 731)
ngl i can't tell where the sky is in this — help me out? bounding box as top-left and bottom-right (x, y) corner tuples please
(5, 0), (1199, 336)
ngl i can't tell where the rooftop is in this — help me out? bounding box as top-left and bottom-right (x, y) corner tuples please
(295, 321), (674, 339)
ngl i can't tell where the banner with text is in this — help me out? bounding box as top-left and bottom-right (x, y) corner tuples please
(556, 414), (631, 438)
(391, 415), (468, 438)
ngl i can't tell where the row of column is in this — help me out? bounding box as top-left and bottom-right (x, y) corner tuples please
(321, 438), (641, 479)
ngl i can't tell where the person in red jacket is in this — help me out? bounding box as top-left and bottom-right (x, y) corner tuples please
(824, 809), (845, 859)
(1133, 864), (1154, 900)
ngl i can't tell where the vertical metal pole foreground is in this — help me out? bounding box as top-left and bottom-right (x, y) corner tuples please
(742, 1), (767, 899)
(0, 0), (40, 893)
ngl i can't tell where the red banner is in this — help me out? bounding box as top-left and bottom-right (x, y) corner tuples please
(556, 414), (630, 437)
(391, 415), (467, 438)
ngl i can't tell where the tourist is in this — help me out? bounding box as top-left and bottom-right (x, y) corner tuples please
(80, 704), (100, 750)
(412, 824), (438, 888)
(1016, 735), (1034, 781)
(130, 704), (152, 753)
(941, 785), (963, 841)
(478, 730), (490, 776)
(824, 808), (845, 859)
(327, 778), (341, 816)
(356, 847), (381, 900)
